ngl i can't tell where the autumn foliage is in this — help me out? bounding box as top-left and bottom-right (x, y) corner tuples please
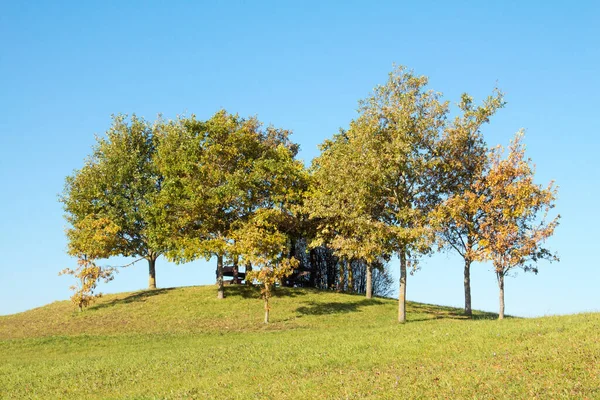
(59, 258), (115, 311)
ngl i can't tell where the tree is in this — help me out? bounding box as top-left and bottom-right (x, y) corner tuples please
(307, 67), (448, 322)
(157, 111), (303, 299)
(59, 217), (120, 311)
(234, 210), (298, 323)
(477, 131), (559, 319)
(349, 66), (448, 322)
(60, 258), (116, 311)
(430, 90), (505, 316)
(62, 115), (166, 289)
(305, 131), (388, 299)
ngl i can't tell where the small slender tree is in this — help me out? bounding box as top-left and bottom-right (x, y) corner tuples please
(235, 210), (298, 323)
(60, 217), (120, 311)
(60, 258), (116, 311)
(431, 90), (505, 316)
(477, 131), (559, 319)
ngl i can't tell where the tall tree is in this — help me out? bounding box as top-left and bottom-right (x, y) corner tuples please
(430, 90), (505, 316)
(477, 131), (559, 319)
(62, 115), (165, 289)
(308, 66), (447, 322)
(351, 66), (448, 322)
(157, 111), (303, 299)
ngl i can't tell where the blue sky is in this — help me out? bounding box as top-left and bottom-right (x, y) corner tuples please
(1, 1), (598, 317)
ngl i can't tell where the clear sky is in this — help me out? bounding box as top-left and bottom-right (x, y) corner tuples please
(1, 1), (598, 317)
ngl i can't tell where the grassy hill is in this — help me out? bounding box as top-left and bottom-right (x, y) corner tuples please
(1, 285), (598, 399)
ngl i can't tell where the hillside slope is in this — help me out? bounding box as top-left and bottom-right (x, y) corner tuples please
(1, 285), (599, 399)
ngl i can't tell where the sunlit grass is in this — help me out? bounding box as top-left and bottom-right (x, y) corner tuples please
(1, 285), (598, 399)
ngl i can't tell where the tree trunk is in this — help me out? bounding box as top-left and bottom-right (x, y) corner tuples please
(464, 258), (472, 316)
(148, 257), (157, 290)
(347, 260), (354, 293)
(398, 249), (407, 323)
(337, 259), (345, 291)
(497, 271), (505, 320)
(233, 256), (239, 284)
(216, 254), (224, 299)
(309, 248), (317, 287)
(264, 296), (269, 324)
(245, 262), (253, 286)
(366, 263), (373, 299)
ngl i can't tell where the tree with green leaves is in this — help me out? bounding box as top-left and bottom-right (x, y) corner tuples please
(156, 110), (303, 299)
(476, 131), (559, 319)
(305, 131), (388, 299)
(350, 66), (448, 323)
(308, 66), (448, 322)
(62, 115), (166, 289)
(430, 90), (505, 316)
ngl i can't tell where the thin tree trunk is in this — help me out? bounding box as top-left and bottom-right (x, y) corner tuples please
(464, 258), (472, 316)
(347, 260), (354, 293)
(264, 296), (269, 324)
(398, 249), (407, 323)
(497, 271), (505, 320)
(217, 254), (224, 299)
(337, 259), (345, 291)
(245, 262), (253, 286)
(366, 263), (373, 299)
(289, 237), (296, 259)
(233, 256), (239, 284)
(148, 257), (157, 290)
(464, 235), (473, 316)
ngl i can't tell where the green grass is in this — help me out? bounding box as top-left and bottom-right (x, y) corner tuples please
(1, 285), (599, 399)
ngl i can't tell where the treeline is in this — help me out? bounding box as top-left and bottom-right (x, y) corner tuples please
(61, 66), (559, 322)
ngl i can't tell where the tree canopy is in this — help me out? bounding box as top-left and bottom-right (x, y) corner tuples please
(61, 66), (559, 321)
(62, 115), (165, 289)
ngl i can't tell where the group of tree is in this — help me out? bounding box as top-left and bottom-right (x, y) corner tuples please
(61, 66), (559, 322)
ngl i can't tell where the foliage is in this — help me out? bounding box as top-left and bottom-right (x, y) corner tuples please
(61, 115), (165, 288)
(306, 131), (389, 265)
(58, 66), (559, 327)
(429, 89), (505, 315)
(59, 258), (115, 311)
(308, 66), (448, 321)
(476, 131), (560, 318)
(234, 209), (301, 322)
(156, 111), (304, 298)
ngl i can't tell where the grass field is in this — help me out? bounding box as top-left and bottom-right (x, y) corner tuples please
(1, 285), (599, 399)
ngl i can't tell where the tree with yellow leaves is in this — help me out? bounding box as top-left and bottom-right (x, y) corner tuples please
(430, 90), (505, 316)
(59, 258), (116, 311)
(156, 111), (303, 300)
(477, 131), (559, 319)
(234, 209), (299, 323)
(59, 217), (121, 311)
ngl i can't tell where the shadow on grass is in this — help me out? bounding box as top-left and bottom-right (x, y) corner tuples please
(223, 285), (310, 299)
(296, 299), (384, 316)
(407, 302), (514, 322)
(90, 288), (175, 311)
